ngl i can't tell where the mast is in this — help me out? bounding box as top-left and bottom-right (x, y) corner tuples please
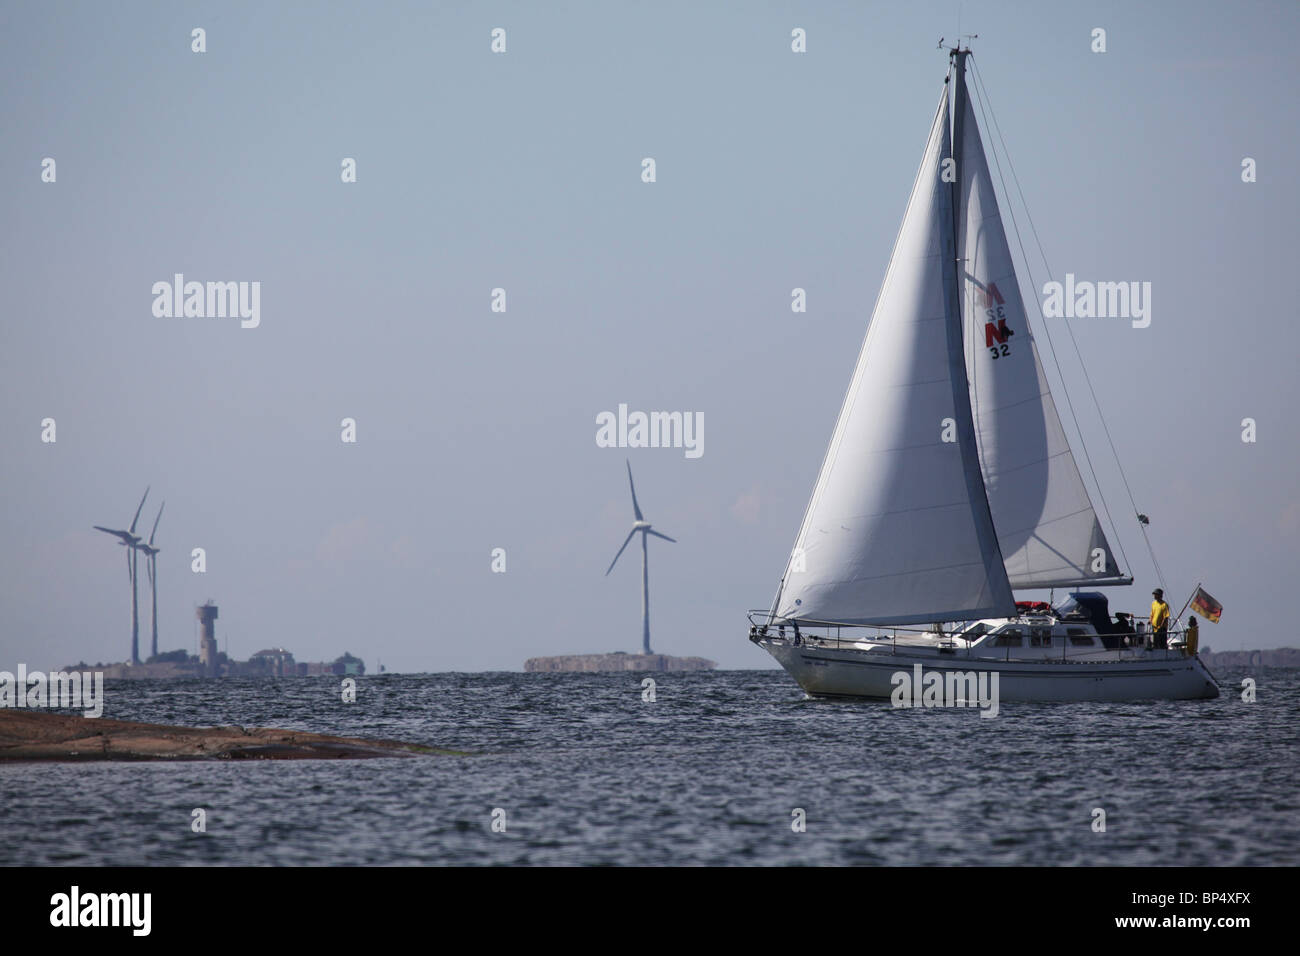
(949, 46), (970, 242)
(940, 44), (1014, 619)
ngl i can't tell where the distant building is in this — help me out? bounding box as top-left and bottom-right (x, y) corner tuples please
(197, 602), (219, 678)
(334, 652), (364, 676)
(249, 648), (296, 677)
(69, 599), (365, 678)
(297, 652), (365, 676)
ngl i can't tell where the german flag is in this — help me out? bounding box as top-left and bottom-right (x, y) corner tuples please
(1190, 586), (1223, 623)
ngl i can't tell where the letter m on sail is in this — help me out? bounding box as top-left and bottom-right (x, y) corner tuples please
(975, 281), (1005, 309)
(985, 319), (1013, 346)
(975, 281), (1013, 346)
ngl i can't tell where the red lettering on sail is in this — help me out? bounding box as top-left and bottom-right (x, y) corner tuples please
(975, 282), (1005, 308)
(984, 319), (1013, 347)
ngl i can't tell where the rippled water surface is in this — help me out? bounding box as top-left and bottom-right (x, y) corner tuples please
(3, 668), (1297, 865)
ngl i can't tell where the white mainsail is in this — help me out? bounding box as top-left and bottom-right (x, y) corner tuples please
(773, 88), (1015, 626)
(956, 94), (1125, 588)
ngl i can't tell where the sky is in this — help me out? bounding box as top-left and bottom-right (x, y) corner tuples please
(1, 1), (1296, 672)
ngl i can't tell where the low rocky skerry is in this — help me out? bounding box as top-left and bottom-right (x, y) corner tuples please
(0, 709), (461, 762)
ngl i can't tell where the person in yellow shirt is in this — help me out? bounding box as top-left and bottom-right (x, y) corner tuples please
(1150, 588), (1170, 649)
(1184, 615), (1199, 656)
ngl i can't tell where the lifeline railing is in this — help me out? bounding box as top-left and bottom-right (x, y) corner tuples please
(746, 610), (1199, 662)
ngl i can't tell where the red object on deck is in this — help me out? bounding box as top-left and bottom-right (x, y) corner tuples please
(1015, 601), (1053, 616)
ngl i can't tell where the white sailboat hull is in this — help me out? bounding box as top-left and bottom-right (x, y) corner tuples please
(755, 636), (1220, 702)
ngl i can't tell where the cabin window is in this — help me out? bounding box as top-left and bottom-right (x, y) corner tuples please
(1029, 627), (1052, 647)
(1067, 628), (1094, 647)
(993, 629), (1022, 647)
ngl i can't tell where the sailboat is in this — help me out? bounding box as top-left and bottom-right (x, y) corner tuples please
(749, 45), (1218, 703)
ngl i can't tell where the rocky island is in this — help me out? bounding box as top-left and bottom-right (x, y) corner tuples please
(0, 709), (461, 762)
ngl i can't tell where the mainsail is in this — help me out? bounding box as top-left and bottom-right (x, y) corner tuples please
(773, 87), (1016, 626)
(955, 83), (1126, 588)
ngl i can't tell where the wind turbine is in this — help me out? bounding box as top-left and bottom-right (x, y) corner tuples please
(137, 502), (165, 660)
(605, 461), (675, 655)
(93, 486), (149, 664)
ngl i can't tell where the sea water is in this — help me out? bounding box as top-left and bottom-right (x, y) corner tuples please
(2, 668), (1295, 865)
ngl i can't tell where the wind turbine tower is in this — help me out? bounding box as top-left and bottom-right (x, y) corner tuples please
(138, 502), (165, 660)
(605, 461), (676, 655)
(93, 486), (150, 664)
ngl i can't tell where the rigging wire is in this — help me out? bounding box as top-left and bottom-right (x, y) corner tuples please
(968, 57), (1167, 591)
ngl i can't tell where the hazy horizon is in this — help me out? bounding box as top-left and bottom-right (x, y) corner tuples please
(3, 1), (1297, 672)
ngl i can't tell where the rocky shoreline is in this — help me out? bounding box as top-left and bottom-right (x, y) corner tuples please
(0, 709), (461, 762)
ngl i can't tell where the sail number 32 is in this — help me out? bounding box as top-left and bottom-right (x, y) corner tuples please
(985, 305), (1014, 359)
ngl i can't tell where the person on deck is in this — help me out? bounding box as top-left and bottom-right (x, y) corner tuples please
(1184, 616), (1199, 656)
(1150, 588), (1170, 649)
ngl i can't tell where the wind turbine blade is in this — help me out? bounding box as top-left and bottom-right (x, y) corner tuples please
(149, 501), (165, 545)
(129, 486), (150, 534)
(625, 460), (643, 521)
(605, 528), (637, 576)
(93, 526), (120, 535)
(647, 529), (676, 543)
